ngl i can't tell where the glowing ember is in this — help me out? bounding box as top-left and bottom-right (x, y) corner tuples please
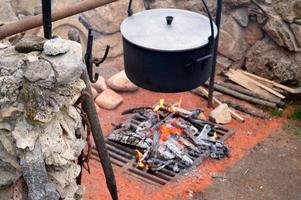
(159, 123), (183, 141)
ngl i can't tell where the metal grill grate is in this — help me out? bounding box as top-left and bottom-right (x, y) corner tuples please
(91, 122), (235, 186)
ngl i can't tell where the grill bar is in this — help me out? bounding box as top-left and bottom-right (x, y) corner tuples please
(91, 121), (234, 186)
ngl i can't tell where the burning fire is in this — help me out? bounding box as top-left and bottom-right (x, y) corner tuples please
(134, 149), (149, 170)
(159, 122), (183, 141)
(153, 99), (165, 112)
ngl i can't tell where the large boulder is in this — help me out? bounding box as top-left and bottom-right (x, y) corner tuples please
(245, 37), (301, 83)
(95, 89), (123, 110)
(223, 0), (251, 8)
(209, 104), (232, 124)
(253, 0), (301, 51)
(0, 0), (18, 24)
(82, 0), (144, 34)
(218, 16), (250, 61)
(107, 70), (138, 92)
(274, 0), (301, 23)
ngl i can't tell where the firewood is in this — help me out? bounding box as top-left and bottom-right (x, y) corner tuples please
(194, 85), (277, 108)
(193, 87), (245, 122)
(219, 99), (268, 119)
(237, 69), (301, 94)
(226, 69), (285, 99)
(206, 81), (283, 105)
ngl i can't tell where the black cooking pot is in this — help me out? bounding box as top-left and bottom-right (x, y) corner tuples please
(120, 2), (217, 92)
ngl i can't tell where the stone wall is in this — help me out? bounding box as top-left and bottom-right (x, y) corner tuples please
(0, 37), (86, 199)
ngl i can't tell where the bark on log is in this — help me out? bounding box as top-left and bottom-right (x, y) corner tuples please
(212, 81), (283, 105)
(81, 70), (118, 200)
(200, 84), (278, 108)
(19, 142), (60, 200)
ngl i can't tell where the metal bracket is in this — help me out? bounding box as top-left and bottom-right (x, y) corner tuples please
(84, 28), (110, 83)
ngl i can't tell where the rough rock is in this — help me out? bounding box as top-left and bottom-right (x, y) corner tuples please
(95, 89), (123, 110)
(0, 170), (16, 189)
(107, 70), (138, 92)
(23, 78), (85, 123)
(0, 0), (18, 24)
(0, 39), (86, 199)
(42, 40), (84, 85)
(15, 36), (45, 53)
(91, 87), (99, 99)
(12, 118), (40, 150)
(19, 142), (60, 200)
(246, 37), (301, 83)
(216, 55), (233, 73)
(274, 0), (301, 23)
(91, 76), (107, 92)
(218, 16), (249, 61)
(39, 110), (85, 166)
(224, 0), (250, 7)
(23, 59), (54, 83)
(0, 52), (24, 111)
(253, 1), (301, 51)
(11, 0), (37, 16)
(209, 104), (232, 124)
(82, 0), (144, 34)
(231, 7), (249, 27)
(290, 23), (301, 47)
(43, 37), (70, 56)
(94, 103), (101, 113)
(148, 0), (203, 12)
(93, 32), (123, 59)
(244, 22), (264, 45)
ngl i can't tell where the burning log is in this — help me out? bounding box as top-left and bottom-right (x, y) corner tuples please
(107, 100), (230, 173)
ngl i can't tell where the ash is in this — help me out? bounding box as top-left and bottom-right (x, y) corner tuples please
(108, 100), (229, 173)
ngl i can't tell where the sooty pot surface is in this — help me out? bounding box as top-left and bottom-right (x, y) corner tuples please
(120, 8), (217, 92)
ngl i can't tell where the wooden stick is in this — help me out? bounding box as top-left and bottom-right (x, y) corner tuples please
(219, 99), (268, 119)
(193, 87), (245, 123)
(81, 71), (118, 200)
(194, 85), (277, 108)
(237, 69), (301, 94)
(227, 69), (285, 99)
(206, 81), (283, 105)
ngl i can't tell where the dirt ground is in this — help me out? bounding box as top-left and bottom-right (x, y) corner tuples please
(81, 87), (297, 200)
(192, 125), (301, 200)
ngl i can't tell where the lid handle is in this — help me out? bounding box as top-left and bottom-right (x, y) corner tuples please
(166, 16), (174, 25)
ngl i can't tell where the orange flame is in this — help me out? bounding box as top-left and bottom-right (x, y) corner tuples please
(211, 131), (219, 140)
(159, 123), (183, 141)
(134, 149), (149, 170)
(154, 99), (165, 112)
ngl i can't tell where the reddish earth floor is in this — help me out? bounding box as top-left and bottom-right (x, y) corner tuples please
(82, 88), (285, 200)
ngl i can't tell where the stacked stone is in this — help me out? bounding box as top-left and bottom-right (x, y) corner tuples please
(0, 36), (86, 199)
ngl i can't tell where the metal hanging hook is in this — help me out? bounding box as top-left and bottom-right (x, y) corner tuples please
(93, 45), (110, 67)
(85, 29), (110, 83)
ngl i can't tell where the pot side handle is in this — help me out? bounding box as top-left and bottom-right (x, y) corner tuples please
(185, 54), (212, 73)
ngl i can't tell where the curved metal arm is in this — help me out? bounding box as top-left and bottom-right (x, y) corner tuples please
(94, 45), (110, 66)
(128, 0), (133, 16)
(201, 0), (214, 42)
(85, 29), (110, 83)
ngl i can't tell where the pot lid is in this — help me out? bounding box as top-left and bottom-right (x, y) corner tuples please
(120, 8), (218, 52)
